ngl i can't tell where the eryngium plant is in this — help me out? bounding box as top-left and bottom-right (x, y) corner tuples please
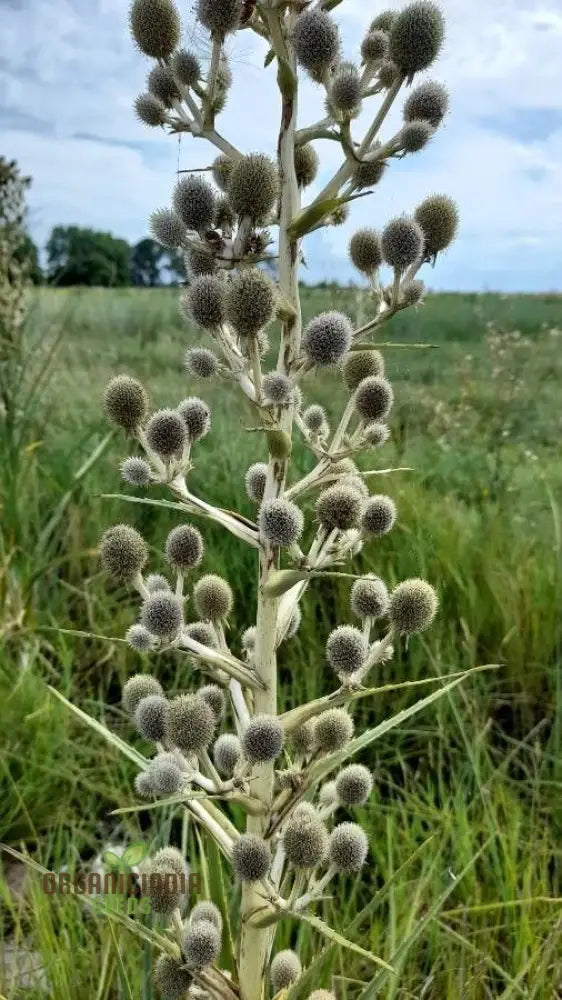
(96, 1), (459, 997)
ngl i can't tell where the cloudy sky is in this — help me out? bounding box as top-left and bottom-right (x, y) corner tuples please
(2, 0), (562, 289)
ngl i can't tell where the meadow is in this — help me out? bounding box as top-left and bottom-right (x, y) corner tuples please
(1, 285), (561, 998)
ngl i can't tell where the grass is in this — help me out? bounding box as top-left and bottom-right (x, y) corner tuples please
(1, 286), (561, 998)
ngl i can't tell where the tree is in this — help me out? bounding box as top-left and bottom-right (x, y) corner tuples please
(46, 226), (131, 287)
(131, 237), (165, 286)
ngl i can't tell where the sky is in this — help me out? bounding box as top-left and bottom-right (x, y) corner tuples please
(2, 0), (562, 290)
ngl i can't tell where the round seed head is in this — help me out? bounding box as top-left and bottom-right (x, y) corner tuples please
(319, 780), (337, 805)
(292, 720), (316, 756)
(185, 347), (219, 380)
(354, 376), (394, 422)
(225, 268), (276, 338)
(362, 495), (396, 536)
(263, 372), (294, 406)
(184, 243), (217, 277)
(227, 153), (279, 223)
(150, 209), (187, 249)
(191, 900), (222, 931)
(213, 733), (242, 775)
(343, 350), (384, 392)
(381, 216), (423, 271)
(350, 576), (389, 619)
(402, 279), (425, 306)
(120, 456), (152, 487)
(184, 919), (221, 969)
(154, 954), (192, 1000)
(326, 625), (367, 676)
(303, 404), (327, 434)
(166, 524), (204, 571)
(196, 0), (242, 36)
(294, 144), (319, 188)
(329, 204), (349, 226)
(389, 1), (445, 76)
(199, 684), (226, 720)
(404, 80), (448, 127)
(148, 64), (180, 107)
(146, 573), (172, 593)
(212, 154), (234, 192)
(100, 524), (148, 582)
(414, 193), (459, 256)
(193, 574), (233, 620)
(135, 694), (170, 742)
(378, 59), (399, 88)
(135, 92), (166, 127)
(169, 694), (216, 752)
(148, 848), (186, 915)
(271, 951), (302, 991)
(104, 375), (148, 432)
(285, 604), (302, 640)
(232, 834), (271, 883)
(292, 8), (340, 82)
(123, 673), (163, 714)
(302, 311), (353, 367)
(361, 29), (388, 63)
(215, 196), (236, 231)
(316, 484), (364, 532)
(149, 751), (183, 795)
(182, 274), (226, 331)
(245, 462), (268, 503)
(354, 154), (386, 190)
(329, 822), (368, 872)
(242, 715), (284, 763)
(241, 626), (256, 652)
(349, 229), (383, 275)
(135, 771), (155, 798)
(283, 809), (329, 869)
(329, 62), (362, 114)
(389, 578), (438, 633)
(402, 119), (434, 153)
(129, 0), (180, 58)
(259, 498), (304, 547)
(336, 764), (373, 806)
(370, 10), (397, 32)
(146, 408), (187, 458)
(173, 175), (216, 233)
(177, 396), (211, 442)
(363, 422), (390, 448)
(185, 621), (217, 648)
(126, 623), (154, 651)
(315, 709), (354, 753)
(140, 591), (183, 639)
(172, 48), (201, 87)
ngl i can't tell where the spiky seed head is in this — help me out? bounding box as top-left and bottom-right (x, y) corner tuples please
(270, 950), (302, 991)
(120, 456), (152, 487)
(292, 720), (316, 756)
(154, 954), (192, 999)
(213, 733), (242, 775)
(166, 524), (204, 571)
(148, 65), (180, 107)
(354, 154), (386, 190)
(104, 375), (148, 432)
(349, 229), (382, 276)
(193, 574), (233, 621)
(330, 204), (349, 227)
(389, 578), (438, 633)
(146, 408), (186, 459)
(126, 623), (154, 651)
(173, 175), (216, 233)
(363, 422), (390, 448)
(99, 524), (148, 582)
(185, 620), (217, 647)
(362, 495), (396, 536)
(329, 822), (368, 872)
(404, 80), (448, 127)
(361, 29), (388, 63)
(183, 274), (226, 331)
(389, 1), (445, 76)
(402, 120), (434, 153)
(150, 209), (186, 250)
(354, 376), (394, 422)
(316, 484), (364, 532)
(135, 771), (155, 798)
(241, 626), (256, 652)
(184, 919), (221, 969)
(169, 694), (216, 752)
(123, 674), (163, 714)
(224, 268), (276, 338)
(315, 708), (354, 752)
(245, 462), (268, 503)
(148, 847), (186, 915)
(370, 10), (397, 32)
(129, 0), (180, 58)
(172, 48), (201, 86)
(415, 194), (459, 256)
(283, 809), (329, 869)
(381, 216), (423, 271)
(140, 591), (183, 639)
(135, 694), (170, 742)
(259, 498), (304, 547)
(184, 347), (219, 380)
(378, 59), (399, 87)
(212, 154), (234, 192)
(285, 604), (302, 640)
(242, 715), (284, 763)
(177, 397), (211, 442)
(232, 834), (271, 882)
(319, 780), (337, 805)
(149, 751), (183, 795)
(336, 764), (373, 806)
(303, 404), (327, 434)
(263, 372), (293, 406)
(184, 243), (217, 277)
(294, 144), (319, 188)
(199, 684), (226, 720)
(302, 311), (353, 367)
(329, 62), (362, 114)
(191, 900), (223, 931)
(196, 0), (242, 36)
(350, 576), (389, 619)
(146, 573), (172, 593)
(326, 625), (367, 677)
(343, 350), (384, 392)
(292, 8), (340, 82)
(227, 153), (279, 223)
(215, 196), (235, 231)
(135, 92), (167, 127)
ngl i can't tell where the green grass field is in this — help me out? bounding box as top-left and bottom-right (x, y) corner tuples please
(1, 286), (561, 998)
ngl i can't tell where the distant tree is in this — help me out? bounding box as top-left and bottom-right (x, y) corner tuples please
(46, 226), (131, 287)
(131, 238), (165, 286)
(164, 247), (185, 286)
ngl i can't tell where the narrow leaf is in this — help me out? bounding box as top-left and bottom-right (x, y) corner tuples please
(48, 685), (149, 770)
(292, 910), (394, 973)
